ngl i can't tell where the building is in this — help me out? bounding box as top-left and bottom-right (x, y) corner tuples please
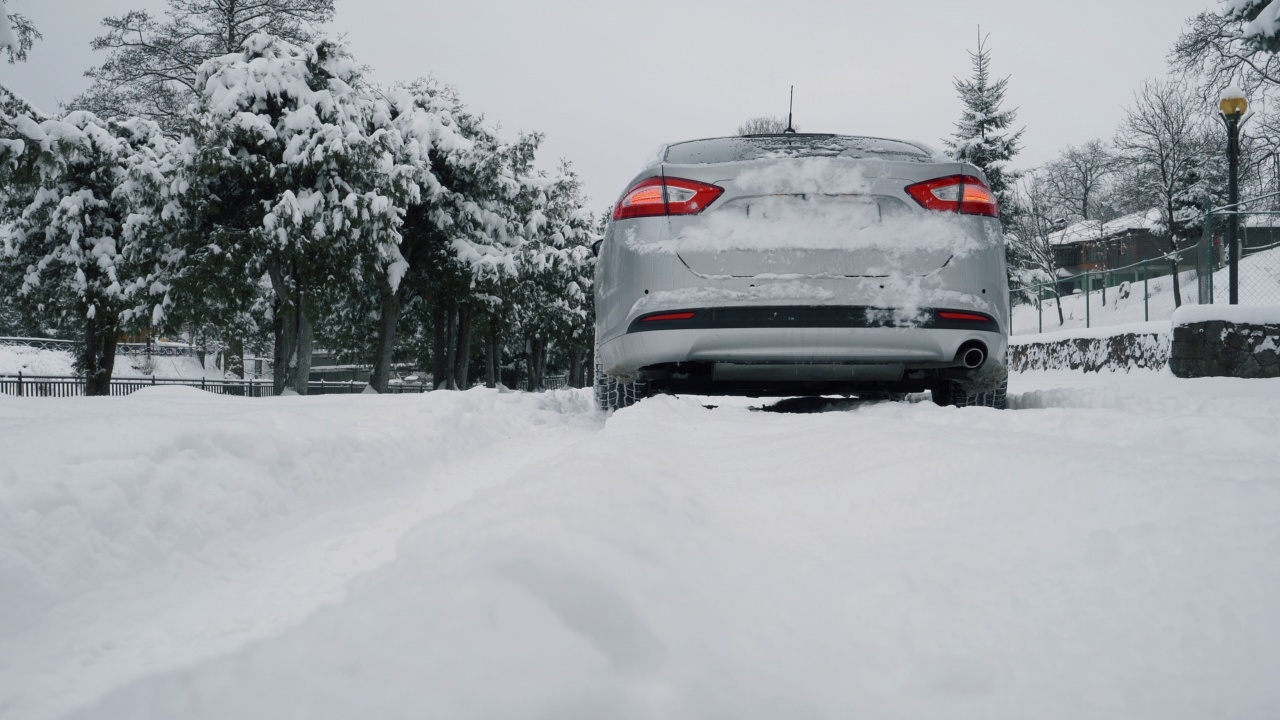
(1047, 209), (1202, 295)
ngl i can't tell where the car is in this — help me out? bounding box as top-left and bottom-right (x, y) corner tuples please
(592, 133), (1010, 411)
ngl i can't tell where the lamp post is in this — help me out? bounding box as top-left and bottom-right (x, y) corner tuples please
(1220, 88), (1248, 305)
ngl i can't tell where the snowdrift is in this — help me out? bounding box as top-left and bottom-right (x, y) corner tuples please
(4, 376), (1274, 719)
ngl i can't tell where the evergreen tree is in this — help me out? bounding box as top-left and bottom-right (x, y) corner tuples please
(944, 33), (1025, 215)
(74, 0), (333, 127)
(507, 162), (596, 391)
(176, 34), (415, 395)
(0, 111), (175, 393)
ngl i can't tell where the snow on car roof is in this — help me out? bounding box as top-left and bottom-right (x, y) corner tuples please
(662, 135), (943, 165)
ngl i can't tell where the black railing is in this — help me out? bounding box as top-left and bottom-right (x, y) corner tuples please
(1, 373), (574, 398)
(0, 373), (276, 398)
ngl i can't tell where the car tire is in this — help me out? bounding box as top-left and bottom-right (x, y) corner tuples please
(932, 376), (1007, 410)
(593, 348), (652, 411)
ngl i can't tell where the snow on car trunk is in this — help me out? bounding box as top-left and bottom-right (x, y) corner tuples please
(654, 157), (980, 282)
(4, 372), (1277, 718)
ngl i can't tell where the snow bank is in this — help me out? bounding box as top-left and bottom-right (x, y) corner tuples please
(0, 387), (600, 719)
(0, 342), (230, 379)
(38, 375), (1280, 720)
(1172, 304), (1280, 327)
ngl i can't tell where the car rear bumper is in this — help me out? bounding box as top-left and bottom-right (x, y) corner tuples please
(600, 311), (1007, 382)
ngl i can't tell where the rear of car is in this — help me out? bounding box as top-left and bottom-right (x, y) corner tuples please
(594, 134), (1009, 410)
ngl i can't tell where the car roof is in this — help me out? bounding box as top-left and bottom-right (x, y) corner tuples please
(661, 134), (947, 165)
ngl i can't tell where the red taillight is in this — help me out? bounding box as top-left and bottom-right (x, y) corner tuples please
(937, 311), (992, 322)
(613, 177), (724, 220)
(905, 175), (1000, 217)
(640, 311), (697, 323)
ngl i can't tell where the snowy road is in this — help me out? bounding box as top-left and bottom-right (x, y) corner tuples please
(2, 373), (1279, 719)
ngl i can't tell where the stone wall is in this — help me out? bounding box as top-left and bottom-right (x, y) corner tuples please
(1170, 321), (1280, 378)
(1010, 330), (1170, 373)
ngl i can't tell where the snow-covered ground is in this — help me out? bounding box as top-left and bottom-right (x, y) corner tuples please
(3, 373), (1279, 719)
(1013, 245), (1280, 335)
(0, 343), (230, 379)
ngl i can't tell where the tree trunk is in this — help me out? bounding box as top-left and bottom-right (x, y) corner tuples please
(586, 346), (595, 387)
(1168, 236), (1183, 309)
(1053, 289), (1065, 326)
(568, 349), (581, 388)
(432, 303), (447, 390)
(370, 276), (402, 393)
(443, 303), (458, 390)
(267, 258), (313, 395)
(81, 311), (119, 396)
(454, 304), (472, 391)
(528, 337), (543, 391)
(225, 337), (245, 379)
(485, 323), (497, 389)
(1166, 202), (1183, 309)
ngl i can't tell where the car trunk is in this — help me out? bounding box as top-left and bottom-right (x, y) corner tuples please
(662, 156), (963, 280)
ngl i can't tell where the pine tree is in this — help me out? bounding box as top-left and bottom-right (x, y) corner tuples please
(0, 111), (175, 394)
(176, 34), (415, 395)
(944, 33), (1025, 215)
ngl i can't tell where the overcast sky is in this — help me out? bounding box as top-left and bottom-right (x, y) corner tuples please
(2, 0), (1215, 211)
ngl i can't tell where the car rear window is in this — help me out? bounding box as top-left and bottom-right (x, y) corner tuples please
(663, 135), (937, 165)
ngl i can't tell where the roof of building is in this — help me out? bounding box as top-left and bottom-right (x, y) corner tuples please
(1048, 209), (1161, 247)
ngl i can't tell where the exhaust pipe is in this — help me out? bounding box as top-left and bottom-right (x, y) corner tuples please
(958, 343), (987, 369)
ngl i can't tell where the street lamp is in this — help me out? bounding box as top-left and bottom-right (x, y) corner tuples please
(1220, 87), (1248, 305)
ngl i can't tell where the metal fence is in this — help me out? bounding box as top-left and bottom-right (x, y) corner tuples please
(0, 373), (276, 398)
(1013, 201), (1280, 335)
(1012, 252), (1198, 334)
(1200, 197), (1280, 308)
(1, 373), (571, 398)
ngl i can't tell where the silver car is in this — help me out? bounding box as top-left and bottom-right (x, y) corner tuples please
(593, 133), (1009, 410)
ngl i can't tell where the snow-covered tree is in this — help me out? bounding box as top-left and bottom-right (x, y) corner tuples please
(0, 111), (175, 393)
(508, 162), (596, 390)
(737, 117), (795, 135)
(75, 0), (333, 127)
(0, 2), (40, 63)
(1175, 0), (1280, 98)
(1114, 79), (1213, 308)
(944, 33), (1024, 215)
(1009, 172), (1067, 327)
(177, 34), (415, 395)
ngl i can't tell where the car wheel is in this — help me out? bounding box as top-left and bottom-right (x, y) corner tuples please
(931, 376), (1007, 410)
(593, 348), (652, 411)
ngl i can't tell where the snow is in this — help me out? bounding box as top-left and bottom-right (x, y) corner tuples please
(3, 373), (1280, 718)
(0, 343), (234, 379)
(1221, 85), (1248, 102)
(1009, 320), (1170, 345)
(0, 5), (15, 54)
(1013, 245), (1280, 335)
(1172, 303), (1280, 326)
(1046, 208), (1160, 247)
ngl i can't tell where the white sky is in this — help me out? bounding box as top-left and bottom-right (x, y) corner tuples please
(1, 0), (1215, 212)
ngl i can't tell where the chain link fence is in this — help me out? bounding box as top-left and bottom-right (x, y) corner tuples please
(1014, 197), (1280, 336)
(1012, 252), (1203, 335)
(1199, 198), (1280, 308)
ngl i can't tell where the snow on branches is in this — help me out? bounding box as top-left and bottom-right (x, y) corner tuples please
(0, 109), (174, 389)
(182, 33), (418, 393)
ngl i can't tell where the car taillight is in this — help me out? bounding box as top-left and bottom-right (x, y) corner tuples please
(640, 311), (697, 323)
(613, 177), (724, 220)
(905, 175), (1000, 217)
(937, 310), (993, 322)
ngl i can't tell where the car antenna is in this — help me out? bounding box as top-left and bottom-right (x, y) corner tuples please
(783, 86), (797, 134)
